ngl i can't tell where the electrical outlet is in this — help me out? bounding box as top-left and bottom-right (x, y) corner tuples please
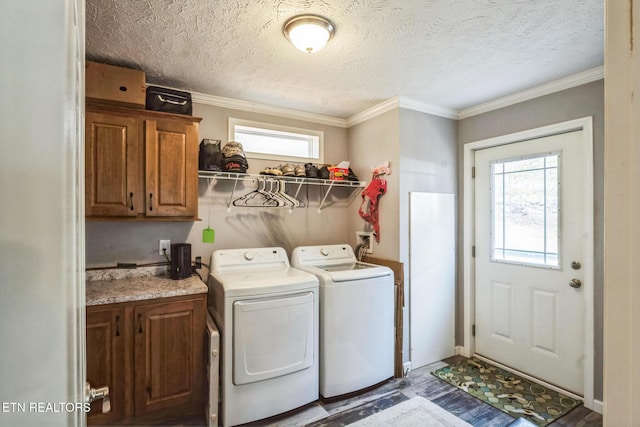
(355, 231), (374, 253)
(159, 240), (170, 256)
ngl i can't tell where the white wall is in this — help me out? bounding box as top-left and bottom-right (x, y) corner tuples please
(603, 1), (640, 424)
(347, 109), (401, 261)
(399, 109), (458, 366)
(0, 1), (85, 426)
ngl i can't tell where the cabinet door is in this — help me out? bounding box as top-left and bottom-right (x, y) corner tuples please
(133, 296), (205, 416)
(144, 119), (198, 217)
(85, 112), (142, 216)
(86, 306), (127, 425)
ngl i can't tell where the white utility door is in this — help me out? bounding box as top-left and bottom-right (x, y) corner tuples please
(410, 192), (456, 369)
(474, 130), (589, 395)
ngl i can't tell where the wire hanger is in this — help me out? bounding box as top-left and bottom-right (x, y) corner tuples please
(232, 179), (280, 207)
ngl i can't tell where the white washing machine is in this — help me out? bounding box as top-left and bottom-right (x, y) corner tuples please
(208, 247), (319, 427)
(291, 244), (394, 398)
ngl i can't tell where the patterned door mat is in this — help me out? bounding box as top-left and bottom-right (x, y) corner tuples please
(431, 358), (581, 426)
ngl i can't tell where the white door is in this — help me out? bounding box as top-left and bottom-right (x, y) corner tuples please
(474, 130), (589, 395)
(410, 192), (456, 369)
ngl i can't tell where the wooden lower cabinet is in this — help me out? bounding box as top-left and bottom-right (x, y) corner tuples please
(86, 306), (127, 425)
(86, 294), (206, 425)
(134, 298), (205, 416)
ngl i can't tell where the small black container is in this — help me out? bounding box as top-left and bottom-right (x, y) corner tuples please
(199, 139), (222, 171)
(146, 86), (192, 115)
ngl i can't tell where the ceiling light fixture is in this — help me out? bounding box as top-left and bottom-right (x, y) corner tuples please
(283, 14), (335, 54)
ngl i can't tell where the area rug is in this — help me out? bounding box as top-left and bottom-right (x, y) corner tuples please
(432, 358), (581, 426)
(346, 396), (471, 427)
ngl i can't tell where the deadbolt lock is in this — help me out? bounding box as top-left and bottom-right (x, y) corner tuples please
(571, 261), (582, 270)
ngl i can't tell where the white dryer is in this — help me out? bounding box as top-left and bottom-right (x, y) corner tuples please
(207, 247), (319, 427)
(291, 244), (394, 398)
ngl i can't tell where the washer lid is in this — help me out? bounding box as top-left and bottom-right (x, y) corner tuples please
(292, 244), (391, 282)
(209, 267), (318, 297)
(298, 263), (391, 282)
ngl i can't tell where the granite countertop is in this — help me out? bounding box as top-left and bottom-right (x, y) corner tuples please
(86, 266), (207, 306)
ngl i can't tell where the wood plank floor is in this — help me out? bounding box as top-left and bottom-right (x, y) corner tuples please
(153, 356), (602, 426)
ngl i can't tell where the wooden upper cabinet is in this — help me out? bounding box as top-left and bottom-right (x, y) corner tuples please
(85, 112), (141, 217)
(145, 119), (198, 217)
(85, 104), (201, 220)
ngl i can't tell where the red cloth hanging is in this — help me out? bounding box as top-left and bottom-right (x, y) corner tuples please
(358, 174), (387, 242)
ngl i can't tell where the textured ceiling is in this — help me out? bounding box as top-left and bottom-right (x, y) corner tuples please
(85, 0), (603, 119)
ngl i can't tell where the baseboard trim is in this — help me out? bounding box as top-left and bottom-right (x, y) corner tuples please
(455, 345), (471, 358)
(592, 399), (603, 414)
(402, 361), (412, 377)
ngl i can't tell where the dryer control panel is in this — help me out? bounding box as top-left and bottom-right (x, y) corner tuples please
(211, 247), (290, 272)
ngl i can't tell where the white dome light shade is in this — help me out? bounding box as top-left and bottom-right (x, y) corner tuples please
(283, 15), (335, 54)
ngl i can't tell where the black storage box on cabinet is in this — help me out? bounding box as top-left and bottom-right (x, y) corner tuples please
(145, 86), (193, 115)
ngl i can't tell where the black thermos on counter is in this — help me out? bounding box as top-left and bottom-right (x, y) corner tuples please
(170, 243), (192, 280)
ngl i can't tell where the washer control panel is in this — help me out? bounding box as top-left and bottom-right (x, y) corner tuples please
(291, 245), (356, 266)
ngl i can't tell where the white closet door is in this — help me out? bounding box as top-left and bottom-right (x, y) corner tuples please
(409, 192), (456, 369)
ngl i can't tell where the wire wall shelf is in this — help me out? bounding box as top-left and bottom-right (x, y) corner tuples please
(198, 170), (366, 212)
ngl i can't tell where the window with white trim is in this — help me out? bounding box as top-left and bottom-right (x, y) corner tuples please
(228, 118), (323, 163)
(491, 153), (561, 268)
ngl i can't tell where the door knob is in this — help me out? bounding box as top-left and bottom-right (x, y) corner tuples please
(569, 278), (582, 288)
(85, 382), (111, 413)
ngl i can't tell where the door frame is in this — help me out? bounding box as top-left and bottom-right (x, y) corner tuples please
(461, 117), (594, 410)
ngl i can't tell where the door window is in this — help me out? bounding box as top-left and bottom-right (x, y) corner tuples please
(490, 152), (560, 268)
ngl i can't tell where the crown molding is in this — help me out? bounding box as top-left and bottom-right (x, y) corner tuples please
(458, 65), (605, 119)
(153, 65), (604, 128)
(188, 90), (348, 128)
(398, 97), (459, 119)
(346, 97), (400, 127)
(345, 96), (458, 127)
